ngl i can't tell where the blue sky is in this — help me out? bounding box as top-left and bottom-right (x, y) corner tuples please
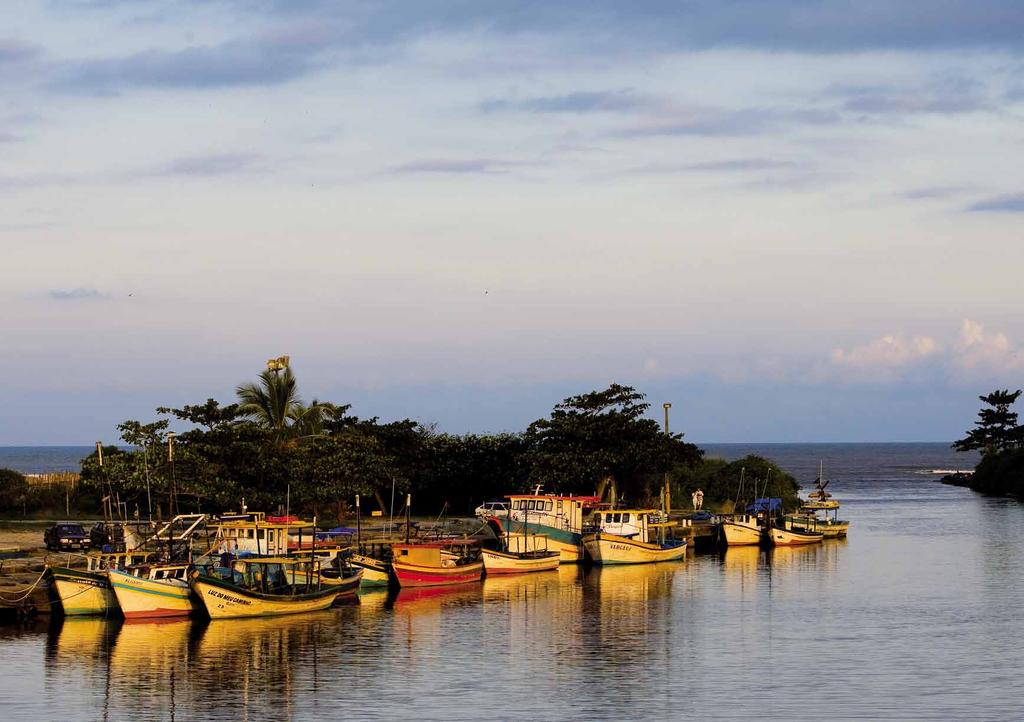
(2, 1), (1024, 444)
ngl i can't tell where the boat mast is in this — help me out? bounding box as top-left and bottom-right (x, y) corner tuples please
(355, 494), (362, 551)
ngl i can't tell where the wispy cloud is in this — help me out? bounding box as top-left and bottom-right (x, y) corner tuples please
(390, 159), (518, 174)
(901, 186), (969, 200)
(48, 288), (108, 301)
(481, 90), (655, 114)
(825, 76), (990, 116)
(51, 26), (342, 93)
(151, 153), (263, 177)
(0, 39), (41, 65)
(965, 193), (1024, 212)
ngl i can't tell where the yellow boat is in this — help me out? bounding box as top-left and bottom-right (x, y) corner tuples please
(108, 564), (193, 619)
(481, 533), (560, 574)
(49, 551), (154, 616)
(720, 513), (765, 546)
(190, 557), (342, 619)
(582, 510), (687, 565)
(349, 553), (390, 587)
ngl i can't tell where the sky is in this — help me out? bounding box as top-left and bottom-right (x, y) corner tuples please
(2, 1), (1024, 444)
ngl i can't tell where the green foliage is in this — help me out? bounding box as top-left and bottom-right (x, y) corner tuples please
(525, 384), (702, 502)
(968, 447), (1024, 496)
(674, 455), (801, 512)
(954, 389), (1023, 456)
(0, 467), (29, 508)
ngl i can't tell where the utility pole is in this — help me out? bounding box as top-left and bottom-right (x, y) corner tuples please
(662, 403), (672, 514)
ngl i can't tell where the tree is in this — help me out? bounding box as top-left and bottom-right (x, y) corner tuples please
(235, 366), (336, 444)
(525, 384), (702, 503)
(954, 389), (1023, 456)
(0, 468), (28, 509)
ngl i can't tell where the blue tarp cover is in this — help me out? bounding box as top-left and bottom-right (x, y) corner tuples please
(747, 498), (782, 513)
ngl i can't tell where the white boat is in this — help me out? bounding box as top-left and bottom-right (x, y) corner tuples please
(582, 509), (687, 565)
(481, 533), (560, 574)
(490, 491), (603, 563)
(108, 564), (193, 619)
(767, 526), (823, 546)
(720, 513), (764, 546)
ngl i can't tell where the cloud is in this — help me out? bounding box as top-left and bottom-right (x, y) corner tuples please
(0, 131), (21, 143)
(0, 39), (41, 65)
(901, 186), (968, 200)
(389, 159), (517, 174)
(48, 288), (108, 301)
(650, 158), (799, 173)
(951, 319), (1024, 376)
(826, 76), (990, 116)
(481, 90), (655, 114)
(151, 153), (263, 177)
(831, 333), (939, 370)
(51, 26), (342, 93)
(965, 193), (1024, 212)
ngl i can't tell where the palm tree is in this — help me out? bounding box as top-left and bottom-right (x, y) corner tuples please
(236, 366), (336, 443)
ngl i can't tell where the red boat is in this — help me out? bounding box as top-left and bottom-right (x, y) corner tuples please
(390, 541), (484, 587)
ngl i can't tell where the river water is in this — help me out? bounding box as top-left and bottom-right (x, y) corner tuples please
(2, 443), (1021, 721)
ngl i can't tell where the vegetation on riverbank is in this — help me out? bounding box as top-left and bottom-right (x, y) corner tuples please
(5, 363), (805, 522)
(950, 389), (1024, 496)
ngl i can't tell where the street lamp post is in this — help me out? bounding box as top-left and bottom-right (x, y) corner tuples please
(662, 403), (672, 513)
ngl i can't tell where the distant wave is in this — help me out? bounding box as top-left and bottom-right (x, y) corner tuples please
(914, 468), (970, 475)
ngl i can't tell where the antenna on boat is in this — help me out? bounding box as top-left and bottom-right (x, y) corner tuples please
(355, 494), (362, 550)
(405, 493), (412, 543)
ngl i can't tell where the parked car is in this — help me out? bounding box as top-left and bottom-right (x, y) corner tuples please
(474, 501), (509, 518)
(43, 522), (90, 551)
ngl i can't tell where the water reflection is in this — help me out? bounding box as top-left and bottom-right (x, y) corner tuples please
(5, 476), (1024, 721)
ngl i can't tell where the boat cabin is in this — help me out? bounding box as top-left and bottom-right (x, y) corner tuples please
(84, 551), (155, 573)
(391, 541), (480, 567)
(505, 494), (602, 534)
(589, 509), (673, 544)
(210, 511), (315, 557)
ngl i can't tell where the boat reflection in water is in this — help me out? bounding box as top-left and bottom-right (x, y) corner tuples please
(46, 616), (120, 670)
(107, 618), (197, 719)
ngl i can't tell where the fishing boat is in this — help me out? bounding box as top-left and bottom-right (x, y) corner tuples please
(190, 557), (341, 619)
(801, 463), (841, 510)
(210, 510), (316, 557)
(283, 563), (363, 601)
(391, 540), (484, 587)
(350, 553), (391, 587)
(784, 512), (849, 539)
(582, 510), (687, 565)
(49, 551), (155, 616)
(481, 533), (560, 574)
(108, 564), (193, 619)
(488, 491), (603, 563)
(766, 526), (824, 546)
(720, 513), (765, 546)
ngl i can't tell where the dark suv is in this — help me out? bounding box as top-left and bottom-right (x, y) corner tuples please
(43, 522), (90, 551)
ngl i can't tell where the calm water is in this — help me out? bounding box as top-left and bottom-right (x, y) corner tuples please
(3, 443), (1022, 721)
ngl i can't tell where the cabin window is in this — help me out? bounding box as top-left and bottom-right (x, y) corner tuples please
(267, 530), (275, 543)
(622, 513), (630, 523)
(257, 529), (265, 539)
(401, 549), (409, 556)
(545, 501), (553, 511)
(247, 529), (255, 539)
(613, 513), (621, 523)
(557, 500), (563, 512)
(528, 500), (536, 510)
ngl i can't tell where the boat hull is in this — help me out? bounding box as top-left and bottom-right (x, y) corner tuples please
(498, 521), (584, 563)
(392, 560), (484, 587)
(190, 575), (340, 619)
(350, 554), (390, 587)
(768, 527), (824, 546)
(788, 518), (849, 539)
(108, 569), (193, 619)
(721, 521), (763, 546)
(50, 567), (118, 616)
(284, 569), (363, 601)
(481, 549), (560, 574)
(582, 533), (687, 565)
